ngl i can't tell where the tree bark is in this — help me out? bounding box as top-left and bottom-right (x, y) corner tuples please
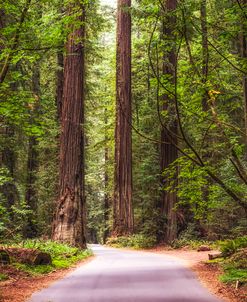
(52, 3), (86, 248)
(113, 0), (134, 236)
(103, 109), (110, 244)
(160, 0), (178, 243)
(240, 0), (247, 152)
(201, 0), (209, 111)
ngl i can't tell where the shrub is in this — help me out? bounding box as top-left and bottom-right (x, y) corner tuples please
(171, 239), (213, 250)
(107, 234), (156, 249)
(218, 236), (247, 257)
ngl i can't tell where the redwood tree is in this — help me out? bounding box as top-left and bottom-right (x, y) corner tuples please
(113, 0), (134, 235)
(52, 2), (86, 248)
(160, 0), (178, 243)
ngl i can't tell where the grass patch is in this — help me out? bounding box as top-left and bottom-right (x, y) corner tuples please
(215, 237), (247, 285)
(5, 240), (93, 276)
(0, 273), (8, 281)
(220, 267), (247, 283)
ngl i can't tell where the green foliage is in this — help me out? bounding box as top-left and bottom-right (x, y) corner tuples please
(171, 239), (212, 250)
(217, 236), (247, 257)
(107, 234), (157, 249)
(0, 273), (8, 281)
(220, 267), (247, 284)
(214, 237), (247, 285)
(10, 240), (93, 275)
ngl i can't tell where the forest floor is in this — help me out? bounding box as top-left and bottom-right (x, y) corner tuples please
(140, 246), (246, 302)
(0, 246), (246, 302)
(0, 256), (94, 302)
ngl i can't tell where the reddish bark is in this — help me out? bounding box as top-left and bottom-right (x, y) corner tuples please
(240, 0), (247, 150)
(113, 0), (134, 235)
(160, 0), (178, 243)
(52, 4), (86, 248)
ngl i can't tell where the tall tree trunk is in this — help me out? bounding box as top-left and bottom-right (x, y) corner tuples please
(240, 0), (247, 152)
(52, 3), (86, 248)
(103, 146), (110, 243)
(103, 109), (110, 244)
(201, 0), (209, 111)
(113, 0), (133, 236)
(199, 0), (210, 235)
(24, 66), (40, 238)
(160, 0), (178, 243)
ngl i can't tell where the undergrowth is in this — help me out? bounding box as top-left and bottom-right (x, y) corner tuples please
(217, 236), (247, 257)
(2, 240), (92, 277)
(220, 267), (247, 283)
(211, 236), (247, 285)
(107, 234), (156, 249)
(170, 239), (214, 250)
(0, 273), (8, 281)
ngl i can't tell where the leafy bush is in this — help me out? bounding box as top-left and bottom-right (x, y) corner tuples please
(171, 239), (213, 250)
(107, 234), (156, 249)
(218, 236), (247, 257)
(213, 237), (247, 285)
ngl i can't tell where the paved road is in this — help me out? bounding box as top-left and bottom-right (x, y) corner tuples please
(28, 245), (221, 302)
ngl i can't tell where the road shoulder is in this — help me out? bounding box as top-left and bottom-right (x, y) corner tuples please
(0, 256), (94, 302)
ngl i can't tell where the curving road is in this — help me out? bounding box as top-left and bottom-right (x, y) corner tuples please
(28, 245), (221, 302)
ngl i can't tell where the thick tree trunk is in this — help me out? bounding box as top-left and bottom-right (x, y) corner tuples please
(52, 4), (86, 248)
(160, 0), (178, 243)
(113, 0), (133, 236)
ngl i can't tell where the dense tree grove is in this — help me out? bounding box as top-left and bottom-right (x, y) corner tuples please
(0, 0), (246, 247)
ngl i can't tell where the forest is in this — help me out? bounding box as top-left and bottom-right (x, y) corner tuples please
(1, 0), (247, 300)
(0, 0), (247, 291)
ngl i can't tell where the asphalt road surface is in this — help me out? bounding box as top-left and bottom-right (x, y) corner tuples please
(28, 244), (221, 302)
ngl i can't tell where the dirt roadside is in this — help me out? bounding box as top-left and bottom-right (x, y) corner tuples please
(0, 247), (246, 302)
(0, 256), (94, 302)
(143, 246), (246, 302)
